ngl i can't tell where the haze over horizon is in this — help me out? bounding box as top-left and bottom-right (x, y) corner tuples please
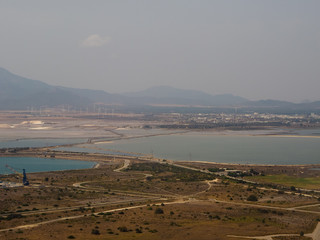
(1, 1), (319, 103)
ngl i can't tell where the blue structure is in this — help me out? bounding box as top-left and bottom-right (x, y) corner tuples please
(22, 169), (29, 186)
(5, 164), (29, 186)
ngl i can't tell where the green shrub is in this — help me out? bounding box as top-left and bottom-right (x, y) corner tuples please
(91, 229), (100, 235)
(118, 226), (128, 232)
(155, 208), (164, 214)
(247, 195), (258, 201)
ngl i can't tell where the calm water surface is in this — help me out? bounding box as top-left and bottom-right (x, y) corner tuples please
(0, 138), (87, 148)
(55, 146), (141, 157)
(0, 157), (95, 174)
(92, 133), (320, 165)
(2, 129), (320, 166)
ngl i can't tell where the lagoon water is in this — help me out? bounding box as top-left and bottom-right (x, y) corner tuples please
(0, 157), (94, 174)
(89, 133), (320, 165)
(1, 129), (320, 168)
(0, 138), (87, 148)
(55, 146), (142, 157)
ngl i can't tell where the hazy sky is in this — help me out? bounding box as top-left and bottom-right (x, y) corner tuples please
(0, 1), (319, 102)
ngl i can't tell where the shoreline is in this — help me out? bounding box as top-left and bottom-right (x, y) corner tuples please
(1, 126), (319, 141)
(261, 134), (320, 139)
(1, 127), (320, 171)
(1, 150), (320, 169)
(179, 160), (320, 167)
(0, 155), (98, 175)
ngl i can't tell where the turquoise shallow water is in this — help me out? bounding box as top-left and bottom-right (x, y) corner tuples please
(0, 157), (95, 174)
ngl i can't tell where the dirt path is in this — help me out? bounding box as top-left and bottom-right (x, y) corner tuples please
(228, 233), (300, 240)
(3, 159), (320, 237)
(72, 159), (178, 199)
(191, 180), (216, 197)
(291, 203), (320, 210)
(228, 222), (320, 240)
(2, 184), (320, 236)
(114, 159), (130, 172)
(0, 204), (147, 233)
(207, 197), (320, 215)
(73, 159), (130, 188)
(306, 222), (320, 239)
(2, 198), (319, 236)
(0, 199), (188, 233)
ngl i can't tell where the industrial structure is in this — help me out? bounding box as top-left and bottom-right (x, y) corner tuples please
(4, 164), (29, 186)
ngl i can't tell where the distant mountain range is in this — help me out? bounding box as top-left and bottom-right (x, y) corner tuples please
(123, 86), (248, 106)
(0, 67), (319, 112)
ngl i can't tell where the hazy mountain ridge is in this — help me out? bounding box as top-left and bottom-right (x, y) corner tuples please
(0, 67), (51, 100)
(124, 86), (248, 106)
(0, 68), (95, 109)
(0, 67), (319, 111)
(57, 86), (120, 103)
(245, 99), (296, 107)
(124, 86), (215, 99)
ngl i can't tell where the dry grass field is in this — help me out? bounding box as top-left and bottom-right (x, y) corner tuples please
(1, 158), (320, 240)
